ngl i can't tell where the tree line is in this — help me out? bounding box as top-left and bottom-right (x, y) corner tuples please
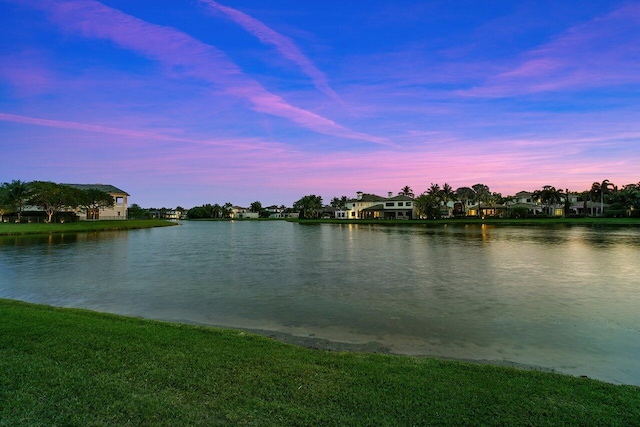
(0, 180), (114, 223)
(294, 179), (640, 219)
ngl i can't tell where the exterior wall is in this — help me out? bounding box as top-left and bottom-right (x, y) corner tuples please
(78, 192), (128, 220)
(234, 212), (259, 219)
(230, 207), (259, 219)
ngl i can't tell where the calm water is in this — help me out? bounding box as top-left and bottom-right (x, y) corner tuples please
(1, 221), (639, 385)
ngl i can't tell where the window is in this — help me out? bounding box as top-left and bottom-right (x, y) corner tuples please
(351, 212), (355, 217)
(398, 202), (404, 206)
(385, 202), (394, 207)
(406, 202), (412, 206)
(115, 197), (123, 204)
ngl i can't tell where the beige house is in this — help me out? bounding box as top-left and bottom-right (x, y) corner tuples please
(230, 206), (259, 219)
(65, 184), (129, 220)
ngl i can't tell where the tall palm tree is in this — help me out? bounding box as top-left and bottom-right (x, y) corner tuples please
(426, 183), (441, 200)
(222, 202), (233, 218)
(439, 183), (456, 217)
(398, 186), (415, 198)
(591, 180), (615, 216)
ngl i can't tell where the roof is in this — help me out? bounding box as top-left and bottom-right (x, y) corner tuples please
(386, 195), (415, 201)
(362, 204), (385, 211)
(63, 183), (129, 196)
(348, 193), (386, 203)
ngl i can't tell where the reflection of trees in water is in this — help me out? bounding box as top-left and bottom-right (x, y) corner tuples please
(0, 230), (128, 249)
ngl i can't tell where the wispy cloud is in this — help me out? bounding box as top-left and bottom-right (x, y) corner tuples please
(0, 50), (53, 96)
(27, 0), (385, 144)
(201, 0), (340, 101)
(0, 112), (294, 153)
(462, 3), (640, 97)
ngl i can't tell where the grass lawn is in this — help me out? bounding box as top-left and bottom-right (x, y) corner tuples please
(0, 219), (177, 236)
(1, 299), (638, 426)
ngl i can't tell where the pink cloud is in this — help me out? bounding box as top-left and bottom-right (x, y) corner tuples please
(0, 50), (53, 95)
(27, 0), (384, 144)
(201, 0), (340, 101)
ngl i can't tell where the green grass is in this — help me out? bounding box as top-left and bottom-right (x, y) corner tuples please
(288, 217), (640, 226)
(1, 300), (638, 426)
(0, 219), (177, 236)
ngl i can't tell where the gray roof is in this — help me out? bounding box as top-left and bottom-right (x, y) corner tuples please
(362, 204), (385, 211)
(63, 184), (129, 196)
(386, 195), (415, 201)
(348, 193), (386, 203)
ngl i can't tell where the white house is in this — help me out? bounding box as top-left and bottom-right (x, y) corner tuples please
(337, 191), (416, 219)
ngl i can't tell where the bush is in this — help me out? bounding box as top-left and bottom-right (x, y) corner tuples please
(603, 209), (628, 218)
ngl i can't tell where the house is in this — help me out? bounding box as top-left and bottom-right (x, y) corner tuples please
(64, 183), (129, 220)
(337, 191), (416, 219)
(230, 206), (259, 219)
(266, 205), (286, 218)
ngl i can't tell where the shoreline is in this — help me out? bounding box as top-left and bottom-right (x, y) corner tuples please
(176, 320), (562, 379)
(0, 219), (177, 236)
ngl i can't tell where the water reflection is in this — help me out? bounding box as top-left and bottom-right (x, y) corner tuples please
(1, 222), (639, 385)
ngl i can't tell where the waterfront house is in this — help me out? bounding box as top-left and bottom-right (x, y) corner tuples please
(230, 206), (259, 219)
(337, 191), (416, 219)
(65, 183), (129, 220)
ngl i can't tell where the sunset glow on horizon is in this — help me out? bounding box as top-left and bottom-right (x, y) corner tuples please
(1, 0), (639, 207)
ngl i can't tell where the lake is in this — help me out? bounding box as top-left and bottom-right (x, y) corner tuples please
(1, 221), (639, 385)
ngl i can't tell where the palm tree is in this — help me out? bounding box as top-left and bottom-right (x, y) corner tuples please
(293, 194), (323, 218)
(426, 183), (441, 200)
(439, 183), (456, 217)
(1, 180), (31, 222)
(398, 186), (415, 198)
(532, 186), (563, 216)
(610, 184), (640, 216)
(330, 196), (348, 210)
(590, 180), (615, 216)
(222, 202), (233, 218)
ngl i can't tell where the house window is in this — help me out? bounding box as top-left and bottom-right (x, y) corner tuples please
(385, 202), (394, 207)
(398, 202), (404, 206)
(351, 212), (355, 217)
(406, 202), (412, 206)
(115, 197), (123, 204)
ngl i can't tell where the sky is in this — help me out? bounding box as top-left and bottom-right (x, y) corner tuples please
(1, 0), (639, 208)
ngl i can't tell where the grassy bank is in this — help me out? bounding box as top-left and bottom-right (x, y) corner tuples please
(0, 219), (177, 236)
(1, 300), (638, 426)
(288, 217), (640, 226)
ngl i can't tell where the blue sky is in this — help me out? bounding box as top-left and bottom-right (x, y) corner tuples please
(1, 0), (638, 207)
